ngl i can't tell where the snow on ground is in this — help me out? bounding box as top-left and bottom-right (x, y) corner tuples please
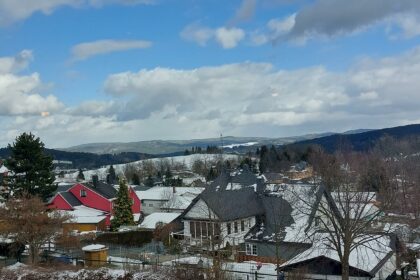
(223, 142), (258, 149)
(164, 257), (277, 279)
(65, 154), (239, 181)
(1, 265), (172, 280)
(139, 212), (181, 230)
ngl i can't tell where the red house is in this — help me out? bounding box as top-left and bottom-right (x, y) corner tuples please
(49, 179), (141, 227)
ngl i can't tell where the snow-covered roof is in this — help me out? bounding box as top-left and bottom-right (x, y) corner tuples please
(61, 205), (107, 224)
(0, 165), (8, 173)
(161, 191), (202, 210)
(281, 233), (394, 274)
(247, 183), (322, 243)
(136, 186), (204, 201)
(139, 212), (180, 230)
(82, 244), (107, 251)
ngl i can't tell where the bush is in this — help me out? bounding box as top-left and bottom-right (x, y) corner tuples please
(95, 230), (153, 246)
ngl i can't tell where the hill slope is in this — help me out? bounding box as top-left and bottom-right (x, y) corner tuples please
(293, 124), (420, 152)
(0, 148), (155, 169)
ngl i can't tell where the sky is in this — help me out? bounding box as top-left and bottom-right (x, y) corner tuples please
(1, 0), (420, 148)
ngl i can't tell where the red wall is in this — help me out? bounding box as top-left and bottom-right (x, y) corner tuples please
(48, 194), (73, 210)
(69, 183), (112, 213)
(129, 187), (141, 214)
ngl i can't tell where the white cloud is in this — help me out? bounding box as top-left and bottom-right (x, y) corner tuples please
(0, 71), (63, 117)
(0, 50), (33, 74)
(215, 27), (245, 49)
(0, 0), (154, 26)
(3, 46), (420, 147)
(101, 46), (420, 136)
(181, 24), (245, 49)
(250, 14), (296, 45)
(70, 39), (152, 61)
(180, 23), (214, 46)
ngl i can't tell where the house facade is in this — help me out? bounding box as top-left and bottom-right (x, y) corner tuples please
(49, 178), (141, 228)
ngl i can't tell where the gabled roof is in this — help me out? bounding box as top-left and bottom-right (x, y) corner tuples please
(199, 187), (263, 221)
(83, 181), (117, 199)
(280, 233), (395, 276)
(60, 192), (82, 207)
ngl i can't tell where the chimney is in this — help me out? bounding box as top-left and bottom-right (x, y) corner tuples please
(92, 175), (99, 188)
(172, 185), (176, 194)
(256, 178), (265, 195)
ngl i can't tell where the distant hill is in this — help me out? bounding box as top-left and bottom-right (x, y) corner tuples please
(61, 133), (336, 155)
(292, 124), (420, 152)
(0, 148), (157, 169)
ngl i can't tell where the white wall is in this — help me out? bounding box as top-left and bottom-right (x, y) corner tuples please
(141, 199), (166, 215)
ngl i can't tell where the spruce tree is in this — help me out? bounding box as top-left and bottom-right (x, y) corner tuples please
(77, 169), (85, 181)
(6, 132), (56, 201)
(107, 165), (117, 184)
(111, 178), (134, 230)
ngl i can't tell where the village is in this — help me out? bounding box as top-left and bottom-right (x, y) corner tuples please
(0, 132), (418, 280)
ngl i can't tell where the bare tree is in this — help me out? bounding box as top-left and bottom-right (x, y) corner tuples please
(295, 150), (395, 280)
(0, 194), (68, 264)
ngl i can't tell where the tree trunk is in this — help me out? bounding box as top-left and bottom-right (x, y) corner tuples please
(30, 245), (37, 264)
(342, 250), (350, 280)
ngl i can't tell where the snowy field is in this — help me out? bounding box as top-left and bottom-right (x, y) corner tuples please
(64, 153), (239, 181)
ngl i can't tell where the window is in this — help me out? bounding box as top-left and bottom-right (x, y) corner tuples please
(234, 221), (238, 233)
(80, 189), (87, 197)
(227, 223), (231, 235)
(245, 243), (257, 256)
(248, 218), (252, 228)
(241, 220), (245, 231)
(149, 203), (153, 207)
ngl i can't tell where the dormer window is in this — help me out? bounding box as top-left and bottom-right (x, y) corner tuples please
(80, 189), (87, 197)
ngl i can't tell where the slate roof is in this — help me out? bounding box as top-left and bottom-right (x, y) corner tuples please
(245, 195), (294, 241)
(60, 192), (82, 207)
(200, 187), (264, 221)
(207, 167), (264, 192)
(56, 183), (74, 193)
(84, 181), (117, 199)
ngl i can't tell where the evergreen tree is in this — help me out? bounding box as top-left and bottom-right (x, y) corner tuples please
(77, 169), (85, 181)
(145, 175), (154, 187)
(131, 173), (140, 185)
(107, 165), (117, 184)
(6, 133), (56, 201)
(111, 178), (134, 230)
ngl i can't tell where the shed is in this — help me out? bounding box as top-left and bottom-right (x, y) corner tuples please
(82, 244), (108, 267)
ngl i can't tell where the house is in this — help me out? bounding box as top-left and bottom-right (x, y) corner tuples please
(280, 233), (397, 280)
(48, 176), (141, 228)
(136, 186), (204, 215)
(181, 167), (265, 248)
(61, 205), (108, 233)
(242, 183), (323, 263)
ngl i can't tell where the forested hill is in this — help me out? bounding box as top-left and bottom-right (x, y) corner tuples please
(0, 148), (159, 169)
(292, 124), (420, 152)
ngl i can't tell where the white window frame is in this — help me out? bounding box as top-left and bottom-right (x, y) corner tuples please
(80, 189), (87, 197)
(245, 243), (257, 256)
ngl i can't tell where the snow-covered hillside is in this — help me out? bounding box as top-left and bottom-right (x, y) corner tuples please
(64, 154), (239, 181)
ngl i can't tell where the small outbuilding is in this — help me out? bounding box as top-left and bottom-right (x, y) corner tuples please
(82, 244), (108, 267)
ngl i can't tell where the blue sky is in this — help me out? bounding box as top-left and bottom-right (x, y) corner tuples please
(1, 0), (420, 147)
